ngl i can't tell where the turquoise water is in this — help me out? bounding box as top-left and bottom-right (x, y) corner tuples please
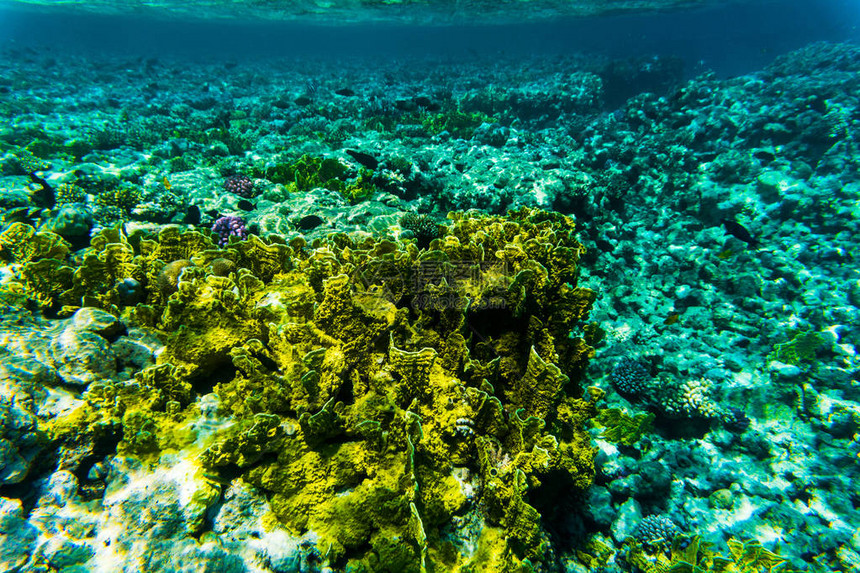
(0, 1), (859, 572)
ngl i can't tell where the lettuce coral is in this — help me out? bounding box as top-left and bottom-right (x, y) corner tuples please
(769, 330), (827, 365)
(255, 154), (348, 194)
(622, 535), (797, 573)
(3, 207), (599, 571)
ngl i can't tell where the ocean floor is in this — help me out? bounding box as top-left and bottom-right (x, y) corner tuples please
(1, 40), (859, 572)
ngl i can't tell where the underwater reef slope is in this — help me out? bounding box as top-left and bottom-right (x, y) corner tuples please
(1, 40), (860, 573)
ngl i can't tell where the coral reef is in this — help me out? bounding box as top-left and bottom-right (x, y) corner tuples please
(594, 407), (654, 446)
(662, 378), (722, 420)
(606, 356), (730, 425)
(769, 330), (827, 365)
(610, 357), (651, 398)
(622, 535), (797, 573)
(399, 212), (443, 249)
(256, 154), (348, 194)
(94, 184), (143, 215)
(54, 183), (87, 206)
(223, 174), (256, 198)
(43, 203), (93, 248)
(422, 109), (496, 139)
(631, 514), (682, 549)
(211, 215), (248, 247)
(0, 207), (598, 571)
(2, 34), (860, 573)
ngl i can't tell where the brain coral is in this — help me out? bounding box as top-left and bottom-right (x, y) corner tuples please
(3, 207), (599, 571)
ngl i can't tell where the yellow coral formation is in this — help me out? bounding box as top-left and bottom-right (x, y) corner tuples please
(623, 535), (797, 573)
(0, 222), (70, 264)
(3, 207), (599, 570)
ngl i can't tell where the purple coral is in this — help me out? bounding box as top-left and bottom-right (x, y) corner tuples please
(223, 174), (256, 198)
(211, 215), (248, 247)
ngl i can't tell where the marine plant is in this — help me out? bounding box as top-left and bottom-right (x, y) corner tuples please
(340, 167), (378, 204)
(205, 126), (257, 156)
(423, 108), (497, 139)
(255, 154), (348, 193)
(399, 212), (443, 249)
(594, 407), (654, 446)
(362, 114), (398, 133)
(768, 330), (827, 365)
(168, 155), (194, 173)
(6, 207), (601, 571)
(88, 123), (127, 150)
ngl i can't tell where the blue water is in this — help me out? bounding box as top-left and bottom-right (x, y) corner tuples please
(0, 0), (858, 76)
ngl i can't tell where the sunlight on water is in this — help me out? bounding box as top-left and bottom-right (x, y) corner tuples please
(0, 0), (740, 23)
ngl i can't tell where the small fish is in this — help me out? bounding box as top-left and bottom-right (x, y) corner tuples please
(335, 88), (355, 97)
(663, 313), (680, 325)
(346, 149), (379, 170)
(184, 205), (200, 225)
(721, 218), (758, 248)
(162, 176), (171, 190)
(717, 248), (733, 260)
(297, 214), (324, 231)
(28, 172), (55, 209)
(412, 96), (440, 111)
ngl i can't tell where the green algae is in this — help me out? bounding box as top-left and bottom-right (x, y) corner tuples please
(594, 407), (655, 447)
(341, 167), (379, 204)
(769, 330), (828, 365)
(423, 109), (496, 139)
(622, 535), (797, 573)
(255, 154), (349, 193)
